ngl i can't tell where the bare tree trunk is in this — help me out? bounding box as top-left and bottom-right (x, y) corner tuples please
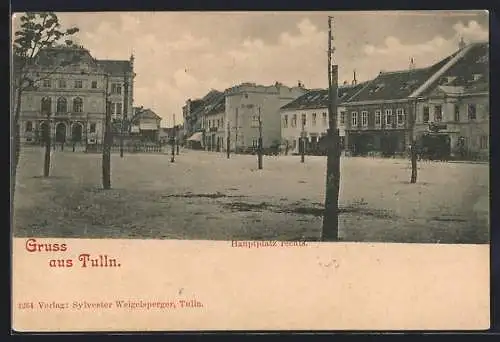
(170, 138), (175, 163)
(226, 121), (230, 159)
(258, 108), (263, 170)
(13, 85), (23, 182)
(44, 127), (51, 177)
(102, 100), (111, 189)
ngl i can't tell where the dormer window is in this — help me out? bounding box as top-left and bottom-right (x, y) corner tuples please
(473, 74), (483, 81)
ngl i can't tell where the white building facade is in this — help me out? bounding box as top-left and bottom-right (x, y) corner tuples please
(224, 82), (307, 152)
(280, 86), (361, 154)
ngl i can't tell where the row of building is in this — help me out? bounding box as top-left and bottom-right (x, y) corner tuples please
(15, 44), (164, 146)
(182, 39), (489, 159)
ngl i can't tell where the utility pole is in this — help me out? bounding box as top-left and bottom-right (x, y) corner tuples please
(102, 74), (112, 190)
(300, 117), (305, 163)
(226, 120), (230, 159)
(322, 16), (340, 241)
(121, 72), (129, 158)
(258, 107), (263, 170)
(171, 113), (176, 163)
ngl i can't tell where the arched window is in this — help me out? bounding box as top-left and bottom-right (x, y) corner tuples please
(73, 97), (83, 113)
(41, 97), (51, 114)
(56, 97), (67, 113)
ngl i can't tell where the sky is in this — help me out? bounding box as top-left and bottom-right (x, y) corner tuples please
(12, 11), (489, 127)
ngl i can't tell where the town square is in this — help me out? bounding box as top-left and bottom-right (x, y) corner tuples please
(12, 11), (489, 244)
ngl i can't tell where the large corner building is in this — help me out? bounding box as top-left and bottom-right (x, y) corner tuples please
(16, 45), (135, 145)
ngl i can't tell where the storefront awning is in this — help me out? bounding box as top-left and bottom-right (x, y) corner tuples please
(187, 132), (203, 142)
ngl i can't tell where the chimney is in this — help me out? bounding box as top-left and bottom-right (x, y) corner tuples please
(458, 36), (466, 50)
(129, 52), (135, 70)
(409, 57), (416, 70)
(352, 70), (357, 85)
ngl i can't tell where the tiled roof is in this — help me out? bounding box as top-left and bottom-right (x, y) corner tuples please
(204, 93), (226, 115)
(35, 46), (96, 67)
(345, 52), (458, 103)
(96, 60), (133, 74)
(280, 83), (366, 111)
(420, 42), (489, 97)
(190, 90), (224, 117)
(131, 108), (161, 123)
(30, 46), (132, 75)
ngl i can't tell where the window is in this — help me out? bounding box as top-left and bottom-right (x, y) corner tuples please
(351, 112), (358, 127)
(468, 104), (477, 120)
(73, 97), (83, 112)
(25, 121), (33, 132)
(473, 74), (482, 81)
(221, 118), (224, 127)
(42, 79), (51, 88)
(244, 93), (249, 99)
(217, 120), (220, 128)
(375, 110), (382, 126)
(56, 97), (67, 113)
(480, 136), (488, 149)
(423, 106), (430, 123)
(361, 111), (368, 127)
(90, 123), (96, 133)
(111, 83), (122, 95)
(384, 109), (392, 126)
(301, 114), (307, 127)
(434, 105), (442, 122)
(292, 114), (297, 127)
(252, 139), (258, 147)
(41, 97), (51, 114)
(91, 81), (97, 89)
(322, 112), (327, 126)
(454, 104), (460, 122)
(312, 113), (317, 126)
(74, 80), (83, 88)
(283, 115), (288, 128)
(251, 115), (259, 127)
(396, 108), (405, 126)
(340, 111), (345, 125)
(58, 79), (66, 88)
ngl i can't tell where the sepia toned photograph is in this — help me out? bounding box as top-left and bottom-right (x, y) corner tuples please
(12, 10), (489, 244)
(11, 10), (490, 332)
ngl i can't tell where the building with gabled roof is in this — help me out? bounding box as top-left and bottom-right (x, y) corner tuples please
(16, 44), (135, 146)
(129, 107), (162, 142)
(280, 83), (365, 154)
(411, 42), (489, 159)
(182, 89), (223, 141)
(340, 40), (488, 157)
(201, 92), (226, 151)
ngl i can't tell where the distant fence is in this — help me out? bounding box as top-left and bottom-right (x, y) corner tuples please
(86, 143), (165, 154)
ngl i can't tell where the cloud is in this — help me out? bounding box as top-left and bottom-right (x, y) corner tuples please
(50, 13), (488, 127)
(361, 20), (488, 73)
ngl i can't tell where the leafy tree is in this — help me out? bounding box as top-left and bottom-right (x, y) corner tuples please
(12, 12), (79, 182)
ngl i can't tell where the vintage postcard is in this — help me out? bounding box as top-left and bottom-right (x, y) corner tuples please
(11, 10), (490, 332)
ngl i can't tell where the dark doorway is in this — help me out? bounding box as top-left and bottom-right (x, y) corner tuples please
(55, 123), (66, 143)
(72, 124), (83, 142)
